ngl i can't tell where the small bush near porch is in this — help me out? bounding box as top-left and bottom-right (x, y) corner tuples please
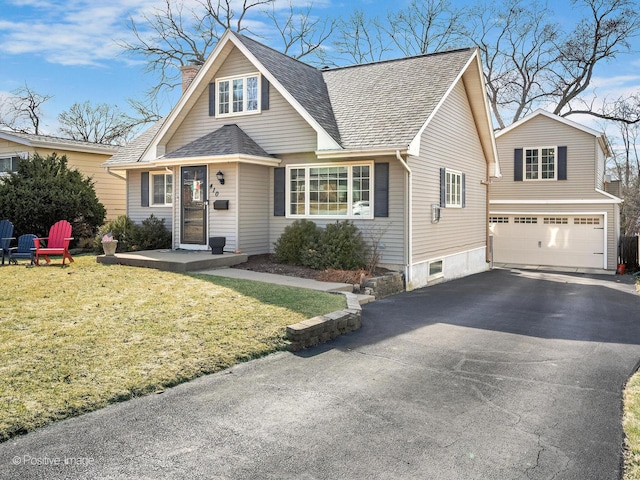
(0, 256), (345, 442)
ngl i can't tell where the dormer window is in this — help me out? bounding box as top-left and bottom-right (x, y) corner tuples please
(216, 74), (260, 116)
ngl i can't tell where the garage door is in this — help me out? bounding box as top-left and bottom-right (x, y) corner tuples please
(490, 215), (604, 268)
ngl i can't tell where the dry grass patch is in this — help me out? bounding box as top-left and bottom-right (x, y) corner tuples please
(624, 369), (640, 479)
(0, 256), (345, 442)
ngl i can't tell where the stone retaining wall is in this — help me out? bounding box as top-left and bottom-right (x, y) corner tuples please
(363, 272), (404, 299)
(286, 293), (361, 352)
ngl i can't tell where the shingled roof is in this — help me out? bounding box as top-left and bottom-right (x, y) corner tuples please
(105, 119), (166, 166)
(321, 48), (475, 150)
(163, 124), (271, 159)
(234, 33), (342, 146)
(0, 130), (120, 154)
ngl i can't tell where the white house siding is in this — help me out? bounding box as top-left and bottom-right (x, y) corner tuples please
(0, 142), (125, 222)
(267, 153), (406, 269)
(165, 47), (318, 155)
(126, 169), (173, 234)
(237, 162), (270, 255)
(490, 202), (618, 269)
(408, 79), (489, 289)
(493, 115), (602, 201)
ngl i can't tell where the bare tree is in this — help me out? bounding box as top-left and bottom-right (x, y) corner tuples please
(384, 0), (467, 56)
(326, 10), (392, 65)
(57, 101), (140, 145)
(0, 83), (52, 135)
(264, 1), (336, 62)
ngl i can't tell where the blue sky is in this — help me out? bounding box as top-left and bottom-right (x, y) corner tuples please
(1, 0), (639, 139)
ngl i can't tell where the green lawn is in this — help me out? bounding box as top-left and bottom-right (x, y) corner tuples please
(0, 256), (346, 442)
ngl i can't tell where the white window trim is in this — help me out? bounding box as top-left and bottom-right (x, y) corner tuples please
(285, 161), (374, 219)
(444, 168), (463, 208)
(215, 72), (261, 117)
(150, 172), (173, 207)
(428, 259), (444, 279)
(524, 146), (557, 181)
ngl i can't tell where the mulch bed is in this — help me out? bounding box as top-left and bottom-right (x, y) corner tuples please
(231, 253), (390, 284)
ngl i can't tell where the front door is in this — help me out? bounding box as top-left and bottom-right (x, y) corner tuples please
(180, 166), (207, 245)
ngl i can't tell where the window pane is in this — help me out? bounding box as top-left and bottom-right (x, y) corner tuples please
(232, 79), (243, 112)
(309, 166), (348, 215)
(0, 158), (11, 173)
(352, 165), (371, 215)
(525, 149), (539, 180)
(541, 147), (555, 179)
(165, 174), (173, 204)
(218, 81), (229, 114)
(152, 175), (165, 205)
(289, 168), (305, 215)
(247, 76), (258, 111)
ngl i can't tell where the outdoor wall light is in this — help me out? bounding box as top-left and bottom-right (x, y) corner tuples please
(216, 170), (225, 185)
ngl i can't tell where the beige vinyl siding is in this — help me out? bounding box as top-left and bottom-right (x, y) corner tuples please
(127, 169), (173, 232)
(490, 202), (618, 269)
(206, 164), (237, 251)
(268, 153), (406, 268)
(493, 115), (602, 200)
(166, 47), (317, 155)
(411, 79), (487, 263)
(237, 163), (270, 254)
(596, 145), (605, 189)
(0, 142), (125, 221)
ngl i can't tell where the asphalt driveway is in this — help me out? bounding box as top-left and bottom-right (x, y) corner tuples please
(1, 268), (639, 479)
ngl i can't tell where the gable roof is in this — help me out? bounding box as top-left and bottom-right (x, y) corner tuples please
(322, 49), (476, 150)
(495, 109), (611, 156)
(105, 30), (498, 172)
(163, 124), (271, 159)
(0, 130), (119, 155)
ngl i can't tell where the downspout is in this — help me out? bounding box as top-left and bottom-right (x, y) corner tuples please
(481, 172), (492, 266)
(396, 150), (412, 286)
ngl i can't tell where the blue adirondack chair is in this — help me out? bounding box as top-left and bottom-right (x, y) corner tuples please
(0, 219), (15, 265)
(8, 234), (37, 265)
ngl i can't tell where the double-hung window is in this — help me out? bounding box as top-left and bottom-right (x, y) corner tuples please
(217, 74), (260, 116)
(445, 169), (462, 207)
(287, 163), (372, 218)
(0, 156), (18, 175)
(525, 147), (556, 180)
(151, 172), (173, 206)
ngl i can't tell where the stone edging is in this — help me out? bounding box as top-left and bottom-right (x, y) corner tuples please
(286, 292), (362, 352)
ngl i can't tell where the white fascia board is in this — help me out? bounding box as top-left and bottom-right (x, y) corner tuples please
(0, 132), (31, 147)
(496, 109), (604, 139)
(595, 188), (623, 202)
(154, 154), (281, 167)
(490, 198), (620, 205)
(315, 147), (407, 160)
(228, 34), (342, 152)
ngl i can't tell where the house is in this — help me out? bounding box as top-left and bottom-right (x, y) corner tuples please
(104, 30), (500, 290)
(0, 131), (124, 220)
(490, 109), (622, 271)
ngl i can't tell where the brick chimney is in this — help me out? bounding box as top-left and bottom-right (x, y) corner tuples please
(180, 64), (200, 93)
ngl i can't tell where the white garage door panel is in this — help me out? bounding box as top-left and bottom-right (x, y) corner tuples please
(491, 216), (604, 268)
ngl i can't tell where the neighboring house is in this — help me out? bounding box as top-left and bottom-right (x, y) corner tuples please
(491, 109), (622, 271)
(104, 30), (500, 290)
(0, 131), (124, 220)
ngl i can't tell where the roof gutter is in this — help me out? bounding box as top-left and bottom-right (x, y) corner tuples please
(316, 147), (408, 160)
(105, 167), (126, 181)
(395, 149), (413, 286)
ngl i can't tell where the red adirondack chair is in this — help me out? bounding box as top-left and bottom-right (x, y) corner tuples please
(34, 220), (74, 266)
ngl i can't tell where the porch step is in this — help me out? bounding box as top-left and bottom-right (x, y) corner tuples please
(97, 250), (248, 273)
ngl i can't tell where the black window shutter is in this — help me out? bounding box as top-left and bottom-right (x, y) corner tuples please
(440, 168), (446, 207)
(558, 146), (567, 180)
(461, 173), (466, 208)
(11, 156), (19, 172)
(374, 162), (389, 217)
(141, 172), (149, 207)
(274, 167), (285, 216)
(209, 83), (216, 117)
(261, 77), (270, 111)
(514, 148), (523, 181)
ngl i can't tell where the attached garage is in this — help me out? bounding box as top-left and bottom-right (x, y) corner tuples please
(490, 214), (605, 269)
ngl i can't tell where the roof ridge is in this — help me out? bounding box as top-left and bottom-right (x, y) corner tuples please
(322, 47), (476, 72)
(232, 31), (320, 73)
(1, 130), (120, 147)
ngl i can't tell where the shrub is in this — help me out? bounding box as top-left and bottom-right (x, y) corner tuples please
(273, 219), (321, 264)
(0, 152), (105, 241)
(94, 215), (139, 253)
(311, 221), (368, 270)
(136, 214), (172, 250)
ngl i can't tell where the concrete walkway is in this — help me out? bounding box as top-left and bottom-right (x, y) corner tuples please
(197, 266), (353, 292)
